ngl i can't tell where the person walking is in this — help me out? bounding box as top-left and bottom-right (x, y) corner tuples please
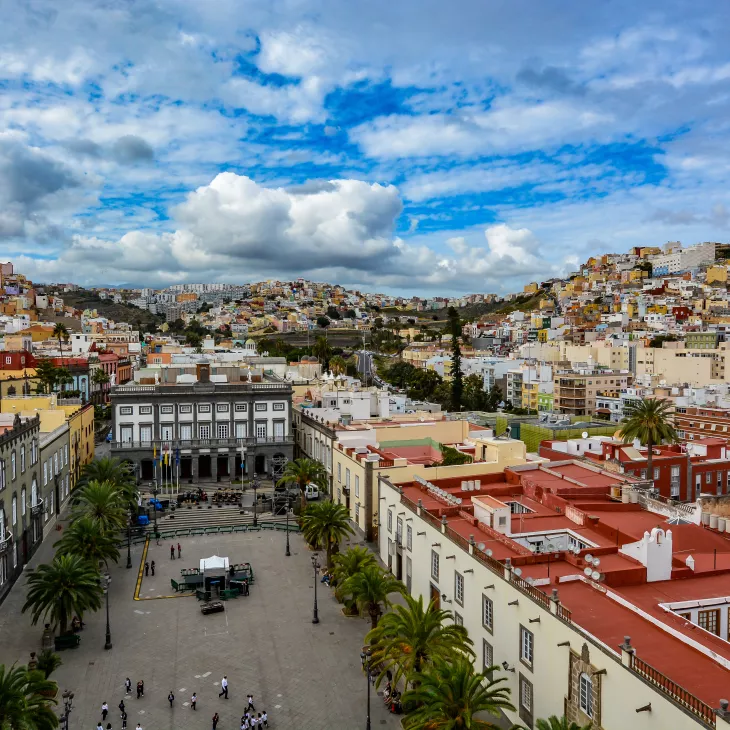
(177, 542), (182, 558)
(144, 561), (149, 576)
(218, 676), (228, 699)
(261, 710), (268, 728)
(97, 723), (103, 730)
(135, 724), (142, 730)
(168, 690), (174, 707)
(125, 678), (132, 695)
(119, 700), (125, 717)
(107, 724), (113, 730)
(102, 701), (109, 721)
(212, 712), (220, 730)
(137, 680), (144, 699)
(191, 692), (197, 710)
(151, 561), (155, 576)
(170, 544), (175, 560)
(121, 711), (127, 729)
(247, 694), (255, 712)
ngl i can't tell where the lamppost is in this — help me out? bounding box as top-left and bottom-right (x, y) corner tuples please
(151, 483), (159, 539)
(59, 689), (74, 730)
(360, 649), (373, 730)
(252, 472), (259, 528)
(126, 511), (132, 569)
(285, 494), (291, 557)
(103, 574), (112, 650)
(311, 553), (321, 624)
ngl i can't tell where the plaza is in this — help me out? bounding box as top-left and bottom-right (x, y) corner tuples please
(0, 522), (401, 730)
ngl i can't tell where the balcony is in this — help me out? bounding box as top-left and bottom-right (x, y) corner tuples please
(0, 533), (11, 556)
(31, 502), (44, 518)
(111, 435), (294, 450)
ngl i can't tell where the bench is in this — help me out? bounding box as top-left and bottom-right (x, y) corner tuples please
(54, 634), (81, 651)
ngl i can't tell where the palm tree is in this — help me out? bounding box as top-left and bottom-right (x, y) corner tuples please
(35, 651), (62, 680)
(341, 565), (403, 629)
(312, 335), (332, 370)
(300, 501), (354, 569)
(366, 594), (474, 688)
(331, 546), (377, 602)
(536, 716), (592, 730)
(619, 398), (677, 485)
(52, 322), (69, 366)
(77, 458), (137, 508)
(402, 657), (515, 730)
(71, 480), (126, 533)
(329, 355), (347, 376)
(54, 517), (120, 568)
(23, 554), (103, 636)
(0, 664), (59, 730)
(277, 458), (329, 512)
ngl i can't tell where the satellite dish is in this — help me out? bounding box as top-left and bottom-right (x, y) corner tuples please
(585, 553), (594, 563)
(514, 568), (523, 577)
(582, 431), (589, 439)
(545, 542), (556, 551)
(526, 577), (535, 585)
(591, 570), (601, 581)
(593, 557), (601, 567)
(584, 567), (593, 576)
(572, 546), (581, 555)
(478, 543), (486, 551)
(486, 549), (493, 557)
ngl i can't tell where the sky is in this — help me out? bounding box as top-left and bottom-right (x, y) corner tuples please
(4, 0), (730, 295)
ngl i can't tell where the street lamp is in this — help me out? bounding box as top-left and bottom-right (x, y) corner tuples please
(151, 482), (159, 539)
(252, 472), (259, 528)
(126, 510), (133, 569)
(59, 690), (74, 730)
(360, 649), (373, 730)
(103, 574), (112, 650)
(285, 494), (291, 557)
(311, 553), (321, 624)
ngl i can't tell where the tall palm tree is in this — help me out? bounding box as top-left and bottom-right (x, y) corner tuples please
(300, 501), (354, 569)
(402, 658), (514, 730)
(536, 716), (592, 730)
(329, 355), (347, 376)
(77, 458), (137, 508)
(313, 335), (332, 370)
(342, 565), (403, 629)
(277, 458), (329, 512)
(0, 664), (59, 730)
(331, 546), (377, 602)
(619, 398), (677, 485)
(71, 480), (126, 533)
(366, 594), (474, 688)
(54, 516), (120, 568)
(52, 322), (69, 366)
(23, 554), (103, 636)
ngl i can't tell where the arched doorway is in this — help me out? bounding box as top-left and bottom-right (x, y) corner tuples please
(254, 454), (266, 476)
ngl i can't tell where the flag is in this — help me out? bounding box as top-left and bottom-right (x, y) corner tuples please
(175, 447), (180, 466)
(153, 444), (158, 468)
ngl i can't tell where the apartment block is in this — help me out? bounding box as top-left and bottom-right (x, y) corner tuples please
(553, 369), (630, 417)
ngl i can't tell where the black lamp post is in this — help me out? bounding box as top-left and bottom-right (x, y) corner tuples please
(103, 575), (112, 650)
(252, 472), (259, 527)
(151, 482), (159, 538)
(285, 494), (291, 557)
(311, 553), (321, 624)
(59, 689), (73, 730)
(126, 510), (132, 569)
(360, 649), (373, 730)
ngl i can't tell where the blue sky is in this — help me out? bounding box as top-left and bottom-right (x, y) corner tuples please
(3, 0), (730, 294)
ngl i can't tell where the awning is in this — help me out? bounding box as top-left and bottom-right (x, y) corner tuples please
(200, 555), (230, 572)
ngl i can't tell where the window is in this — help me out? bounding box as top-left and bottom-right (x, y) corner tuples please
(519, 676), (533, 715)
(198, 424), (211, 440)
(20, 447), (25, 473)
(355, 475), (360, 498)
(483, 639), (494, 672)
(217, 423), (229, 439)
(706, 472), (713, 484)
(396, 517), (403, 546)
(355, 503), (360, 523)
(21, 487), (26, 516)
(454, 612), (463, 626)
(160, 405), (174, 414)
(216, 403), (229, 412)
(255, 422), (267, 439)
(139, 406), (152, 415)
(387, 509), (393, 532)
(346, 468), (351, 490)
(653, 467), (660, 480)
(198, 404), (211, 413)
(520, 626), (534, 668)
(179, 404), (193, 414)
(718, 472), (724, 494)
(406, 556), (412, 594)
(43, 462), (47, 486)
(180, 424), (192, 440)
(431, 550), (440, 581)
(337, 463), (341, 483)
(255, 403), (267, 411)
(273, 403), (285, 411)
(579, 673), (593, 717)
(63, 445), (68, 466)
(698, 609), (720, 636)
(406, 524), (412, 551)
(235, 403), (247, 412)
(120, 406), (133, 415)
(454, 571), (464, 606)
(139, 426), (152, 443)
(640, 469), (647, 479)
(10, 452), (15, 480)
(11, 495), (17, 525)
(120, 426), (133, 443)
(482, 595), (494, 631)
(235, 422), (247, 439)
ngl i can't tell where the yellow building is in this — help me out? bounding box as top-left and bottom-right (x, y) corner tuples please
(524, 282), (539, 294)
(707, 265), (728, 284)
(0, 371), (39, 397)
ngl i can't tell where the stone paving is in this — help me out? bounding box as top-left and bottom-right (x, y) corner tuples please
(0, 523), (401, 730)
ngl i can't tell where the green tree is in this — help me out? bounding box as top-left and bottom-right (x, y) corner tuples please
(185, 331), (202, 349)
(92, 368), (110, 386)
(77, 458), (137, 509)
(463, 374), (489, 411)
(33, 360), (58, 395)
(300, 501), (354, 569)
(0, 664), (59, 730)
(536, 717), (592, 730)
(366, 594), (474, 688)
(331, 546), (377, 603)
(484, 384), (503, 412)
(54, 367), (72, 393)
(22, 554), (103, 636)
(256, 338), (273, 356)
(384, 361), (417, 390)
(448, 306), (463, 411)
(618, 398), (677, 484)
(326, 305), (341, 320)
(277, 458), (329, 512)
(316, 316), (330, 329)
(71, 480), (126, 533)
(408, 369), (443, 401)
(341, 565), (403, 629)
(401, 657), (514, 730)
(54, 517), (121, 568)
(52, 322), (69, 365)
(312, 335), (332, 371)
(438, 444), (472, 466)
(35, 651), (62, 680)
(329, 355), (347, 375)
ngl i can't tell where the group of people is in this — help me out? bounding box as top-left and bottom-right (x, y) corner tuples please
(113, 675), (269, 728)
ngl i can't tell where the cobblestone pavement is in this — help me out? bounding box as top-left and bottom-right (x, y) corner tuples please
(0, 526), (401, 730)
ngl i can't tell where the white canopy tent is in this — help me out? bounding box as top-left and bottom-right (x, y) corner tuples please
(200, 555), (230, 572)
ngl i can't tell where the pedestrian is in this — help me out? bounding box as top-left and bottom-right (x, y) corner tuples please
(107, 724), (112, 730)
(119, 699), (125, 716)
(218, 675), (228, 699)
(136, 724), (142, 730)
(97, 723), (103, 730)
(240, 719), (249, 730)
(137, 680), (144, 699)
(121, 711), (127, 730)
(261, 710), (268, 728)
(212, 712), (220, 730)
(144, 561), (149, 576)
(250, 714), (258, 728)
(125, 678), (132, 694)
(177, 542), (182, 558)
(151, 560), (155, 576)
(247, 693), (255, 712)
(102, 701), (109, 720)
(170, 544), (175, 560)
(191, 692), (197, 710)
(168, 690), (174, 707)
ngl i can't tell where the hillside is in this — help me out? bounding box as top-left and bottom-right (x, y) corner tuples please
(51, 290), (165, 331)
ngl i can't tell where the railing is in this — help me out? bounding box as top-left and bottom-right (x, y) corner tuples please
(111, 436), (294, 449)
(113, 381), (291, 394)
(0, 534), (11, 555)
(630, 654), (715, 727)
(556, 604), (572, 623)
(511, 572), (551, 610)
(31, 502), (44, 517)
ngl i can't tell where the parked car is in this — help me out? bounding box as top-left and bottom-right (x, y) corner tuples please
(105, 430), (113, 442)
(305, 484), (320, 501)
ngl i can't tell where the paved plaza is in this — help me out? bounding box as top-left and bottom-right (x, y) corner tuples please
(0, 522), (400, 730)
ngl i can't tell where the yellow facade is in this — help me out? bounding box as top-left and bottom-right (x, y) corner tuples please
(524, 282), (539, 294)
(707, 265), (728, 284)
